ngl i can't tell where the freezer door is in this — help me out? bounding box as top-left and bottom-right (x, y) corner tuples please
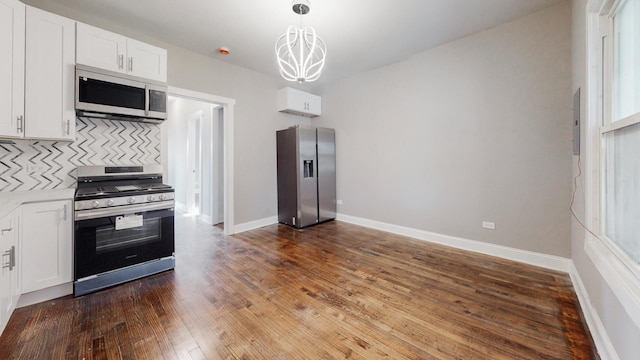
(276, 128), (298, 227)
(298, 127), (319, 227)
(317, 127), (336, 222)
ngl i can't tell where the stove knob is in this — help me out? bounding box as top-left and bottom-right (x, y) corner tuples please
(147, 195), (155, 201)
(92, 200), (100, 208)
(128, 197), (137, 204)
(159, 194), (167, 201)
(107, 199), (114, 206)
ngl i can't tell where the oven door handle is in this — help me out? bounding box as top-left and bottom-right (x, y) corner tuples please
(74, 201), (174, 221)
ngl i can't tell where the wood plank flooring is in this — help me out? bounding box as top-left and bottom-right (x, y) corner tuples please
(0, 216), (597, 359)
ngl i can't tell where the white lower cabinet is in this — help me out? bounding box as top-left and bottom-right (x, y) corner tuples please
(0, 210), (19, 335)
(21, 200), (72, 293)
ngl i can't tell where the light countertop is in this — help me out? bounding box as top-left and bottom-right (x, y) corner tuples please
(0, 188), (75, 219)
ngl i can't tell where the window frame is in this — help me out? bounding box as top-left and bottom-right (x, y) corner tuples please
(583, 0), (640, 330)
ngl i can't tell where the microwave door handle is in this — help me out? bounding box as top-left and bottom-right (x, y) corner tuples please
(145, 84), (150, 117)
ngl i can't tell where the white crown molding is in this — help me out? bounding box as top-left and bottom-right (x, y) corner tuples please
(587, 0), (616, 14)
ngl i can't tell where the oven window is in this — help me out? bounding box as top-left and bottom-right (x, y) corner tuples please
(95, 217), (161, 254)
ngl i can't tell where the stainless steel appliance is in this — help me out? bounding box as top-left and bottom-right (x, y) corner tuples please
(276, 126), (336, 228)
(75, 64), (167, 123)
(73, 165), (175, 296)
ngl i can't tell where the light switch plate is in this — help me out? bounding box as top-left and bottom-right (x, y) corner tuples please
(482, 221), (496, 230)
(573, 88), (580, 156)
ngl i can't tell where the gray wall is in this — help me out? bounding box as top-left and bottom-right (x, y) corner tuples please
(314, 2), (572, 257)
(24, 0), (311, 225)
(571, 0), (640, 358)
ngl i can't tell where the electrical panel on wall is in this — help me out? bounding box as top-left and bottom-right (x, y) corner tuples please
(573, 88), (580, 156)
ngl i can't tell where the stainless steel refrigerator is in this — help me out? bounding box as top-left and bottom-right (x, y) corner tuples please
(277, 126), (336, 228)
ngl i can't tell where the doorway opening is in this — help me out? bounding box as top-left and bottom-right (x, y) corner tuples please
(162, 87), (235, 235)
(187, 110), (204, 216)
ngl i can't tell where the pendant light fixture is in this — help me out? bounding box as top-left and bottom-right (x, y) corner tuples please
(275, 0), (327, 83)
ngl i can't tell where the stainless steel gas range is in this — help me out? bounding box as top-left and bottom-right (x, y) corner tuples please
(73, 165), (175, 296)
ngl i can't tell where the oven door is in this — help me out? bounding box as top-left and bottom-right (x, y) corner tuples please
(74, 205), (174, 280)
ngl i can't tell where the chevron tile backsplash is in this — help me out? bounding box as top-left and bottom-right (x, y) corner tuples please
(0, 118), (161, 192)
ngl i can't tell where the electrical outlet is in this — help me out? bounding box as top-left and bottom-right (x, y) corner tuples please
(482, 221), (496, 230)
(336, 199), (343, 205)
(27, 164), (46, 173)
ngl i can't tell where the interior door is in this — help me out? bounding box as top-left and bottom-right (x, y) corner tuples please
(186, 111), (202, 215)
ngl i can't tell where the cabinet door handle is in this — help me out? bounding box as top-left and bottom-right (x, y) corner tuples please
(63, 204), (67, 221)
(66, 119), (70, 135)
(9, 245), (15, 271)
(17, 115), (23, 133)
(119, 54), (124, 69)
(128, 57), (133, 72)
(2, 249), (10, 269)
(1, 227), (11, 235)
(144, 84), (150, 116)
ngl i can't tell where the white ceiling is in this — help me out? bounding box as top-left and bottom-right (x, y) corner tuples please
(41, 0), (563, 85)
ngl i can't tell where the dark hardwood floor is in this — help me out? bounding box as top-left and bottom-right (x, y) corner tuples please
(0, 216), (597, 359)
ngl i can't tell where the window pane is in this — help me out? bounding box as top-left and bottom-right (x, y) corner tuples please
(613, 0), (640, 121)
(604, 122), (640, 263)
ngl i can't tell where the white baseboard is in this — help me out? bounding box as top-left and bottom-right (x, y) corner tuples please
(336, 213), (572, 272)
(233, 216), (278, 234)
(17, 283), (73, 308)
(569, 264), (619, 360)
(175, 201), (187, 213)
(199, 214), (213, 225)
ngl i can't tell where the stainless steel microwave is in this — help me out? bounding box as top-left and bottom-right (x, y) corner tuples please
(75, 64), (167, 123)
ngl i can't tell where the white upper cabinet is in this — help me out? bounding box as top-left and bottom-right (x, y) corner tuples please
(25, 6), (75, 141)
(76, 22), (126, 74)
(76, 22), (167, 82)
(126, 37), (167, 82)
(277, 87), (321, 117)
(0, 0), (25, 139)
